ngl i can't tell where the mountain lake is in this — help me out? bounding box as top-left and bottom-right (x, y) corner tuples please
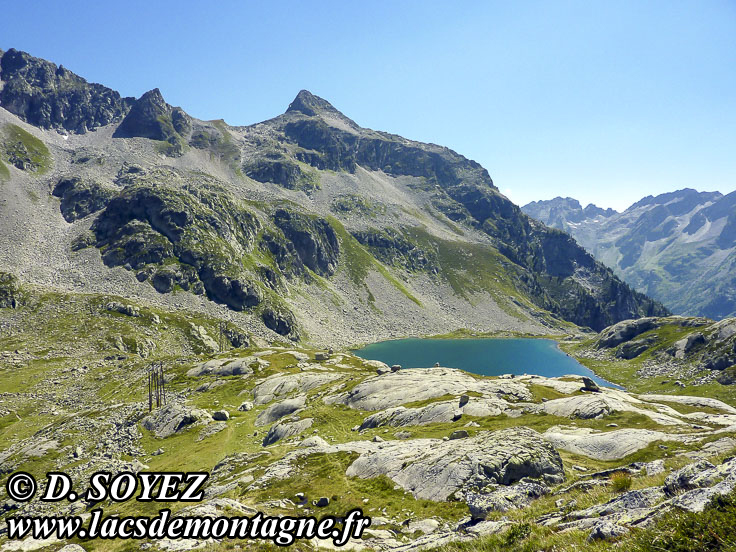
(354, 337), (621, 388)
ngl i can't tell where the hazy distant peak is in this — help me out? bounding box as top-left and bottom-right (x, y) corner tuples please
(627, 188), (722, 212)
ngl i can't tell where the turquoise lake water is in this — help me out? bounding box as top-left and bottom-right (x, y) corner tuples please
(354, 337), (620, 388)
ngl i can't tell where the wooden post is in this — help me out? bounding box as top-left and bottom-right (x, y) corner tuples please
(148, 371), (152, 412)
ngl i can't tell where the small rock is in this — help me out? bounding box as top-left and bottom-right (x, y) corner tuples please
(315, 352), (330, 361)
(449, 429), (469, 440)
(314, 497), (329, 507)
(152, 448), (164, 456)
(238, 401), (254, 412)
(391, 364), (402, 372)
(372, 436), (384, 443)
(588, 521), (628, 541)
(459, 394), (469, 407)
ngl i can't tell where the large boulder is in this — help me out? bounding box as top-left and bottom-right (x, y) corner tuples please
(346, 427), (564, 501)
(597, 318), (661, 349)
(255, 395), (307, 427)
(252, 372), (341, 405)
(671, 332), (706, 359)
(141, 404), (212, 438)
(187, 357), (259, 377)
(262, 418), (314, 446)
(325, 368), (530, 411)
(467, 480), (549, 519)
(359, 396), (509, 430)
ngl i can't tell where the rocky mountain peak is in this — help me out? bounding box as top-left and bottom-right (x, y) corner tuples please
(113, 88), (190, 154)
(286, 89), (340, 117)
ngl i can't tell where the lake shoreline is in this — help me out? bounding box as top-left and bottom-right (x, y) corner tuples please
(353, 335), (622, 389)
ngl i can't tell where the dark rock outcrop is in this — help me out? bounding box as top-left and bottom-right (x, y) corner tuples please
(273, 209), (339, 277)
(113, 89), (189, 156)
(91, 168), (262, 310)
(0, 49), (133, 133)
(52, 176), (116, 222)
(262, 305), (298, 338)
(0, 272), (23, 309)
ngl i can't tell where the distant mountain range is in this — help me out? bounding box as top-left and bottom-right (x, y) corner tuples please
(523, 189), (736, 320)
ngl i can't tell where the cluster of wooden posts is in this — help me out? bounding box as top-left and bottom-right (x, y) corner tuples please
(148, 362), (166, 411)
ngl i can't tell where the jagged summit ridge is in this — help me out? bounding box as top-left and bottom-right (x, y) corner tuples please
(0, 48), (134, 133)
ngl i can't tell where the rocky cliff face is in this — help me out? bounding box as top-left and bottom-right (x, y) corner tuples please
(522, 190), (736, 320)
(0, 49), (134, 133)
(0, 49), (668, 344)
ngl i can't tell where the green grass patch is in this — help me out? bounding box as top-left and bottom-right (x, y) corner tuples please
(1, 123), (51, 173)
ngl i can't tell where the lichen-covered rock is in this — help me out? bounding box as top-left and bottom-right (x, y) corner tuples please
(597, 318), (661, 349)
(252, 372), (341, 405)
(587, 522), (628, 541)
(141, 404), (212, 438)
(326, 368), (531, 411)
(255, 395), (306, 426)
(346, 427), (564, 501)
(664, 460), (718, 495)
(187, 357), (259, 377)
(467, 480), (549, 519)
(262, 418), (313, 446)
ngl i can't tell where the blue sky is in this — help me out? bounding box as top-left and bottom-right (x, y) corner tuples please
(2, 0), (735, 210)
